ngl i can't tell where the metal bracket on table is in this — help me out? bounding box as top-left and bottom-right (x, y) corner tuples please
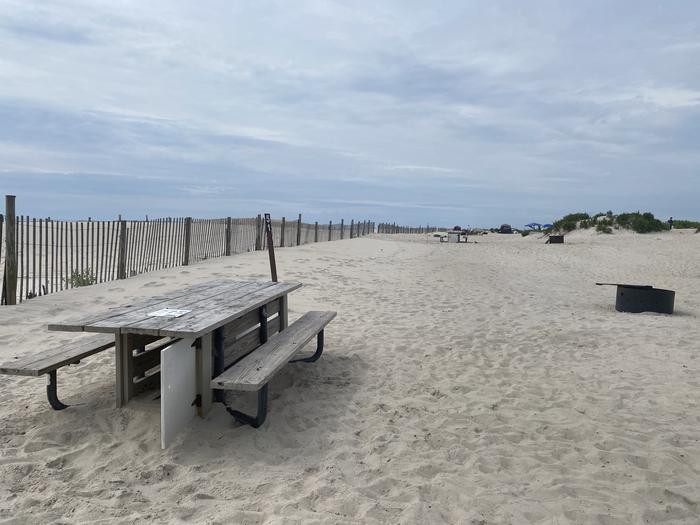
(289, 330), (324, 364)
(46, 370), (69, 410)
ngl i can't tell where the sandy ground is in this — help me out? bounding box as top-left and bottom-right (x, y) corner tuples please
(1, 229), (699, 524)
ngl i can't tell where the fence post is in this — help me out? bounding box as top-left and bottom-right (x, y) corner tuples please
(296, 213), (302, 246)
(182, 217), (192, 266)
(328, 221), (332, 241)
(340, 219), (344, 239)
(314, 221), (318, 242)
(3, 196), (17, 305)
(255, 214), (262, 250)
(280, 217), (286, 247)
(350, 219), (354, 239)
(117, 219), (128, 279)
(225, 217), (232, 256)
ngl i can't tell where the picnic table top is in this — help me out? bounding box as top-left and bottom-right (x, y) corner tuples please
(48, 279), (301, 339)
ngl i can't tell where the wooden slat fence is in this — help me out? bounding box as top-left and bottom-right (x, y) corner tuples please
(1, 208), (374, 305)
(376, 223), (442, 234)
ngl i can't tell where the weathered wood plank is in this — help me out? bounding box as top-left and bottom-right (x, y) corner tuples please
(223, 315), (281, 367)
(132, 339), (173, 376)
(133, 370), (161, 396)
(212, 311), (336, 391)
(221, 298), (280, 341)
(0, 334), (115, 376)
(117, 281), (270, 336)
(153, 281), (301, 339)
(94, 280), (259, 333)
(47, 279), (237, 332)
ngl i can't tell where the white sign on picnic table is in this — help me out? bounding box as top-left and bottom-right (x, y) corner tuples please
(147, 308), (191, 318)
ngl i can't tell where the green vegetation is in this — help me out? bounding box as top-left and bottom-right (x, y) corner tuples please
(596, 219), (613, 234)
(615, 212), (666, 233)
(521, 230), (530, 237)
(552, 210), (669, 234)
(552, 213), (590, 233)
(673, 219), (700, 229)
(66, 269), (97, 287)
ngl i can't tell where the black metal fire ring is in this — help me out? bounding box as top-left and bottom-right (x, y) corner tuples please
(596, 283), (675, 314)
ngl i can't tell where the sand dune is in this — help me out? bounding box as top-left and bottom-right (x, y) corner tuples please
(1, 230), (699, 524)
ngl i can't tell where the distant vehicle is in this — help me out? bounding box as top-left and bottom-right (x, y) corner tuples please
(499, 224), (513, 234)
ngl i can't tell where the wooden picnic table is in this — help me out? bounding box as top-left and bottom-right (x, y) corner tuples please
(48, 279), (301, 415)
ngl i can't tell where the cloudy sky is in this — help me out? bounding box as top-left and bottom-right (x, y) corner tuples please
(1, 1), (698, 227)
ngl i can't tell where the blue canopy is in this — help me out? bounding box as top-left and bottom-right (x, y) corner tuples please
(525, 223), (541, 230)
(542, 223), (553, 229)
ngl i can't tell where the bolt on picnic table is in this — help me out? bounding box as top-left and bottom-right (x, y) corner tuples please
(43, 279), (336, 447)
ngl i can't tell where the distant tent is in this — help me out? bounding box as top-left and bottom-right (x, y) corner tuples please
(525, 222), (542, 230)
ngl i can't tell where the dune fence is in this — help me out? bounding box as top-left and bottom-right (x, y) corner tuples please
(0, 196), (374, 305)
(376, 223), (443, 234)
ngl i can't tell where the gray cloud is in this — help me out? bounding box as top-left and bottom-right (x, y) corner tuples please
(0, 0), (698, 227)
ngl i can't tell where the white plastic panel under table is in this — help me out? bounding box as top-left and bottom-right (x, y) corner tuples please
(160, 337), (197, 449)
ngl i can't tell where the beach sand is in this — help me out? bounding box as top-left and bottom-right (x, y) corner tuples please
(1, 229), (699, 524)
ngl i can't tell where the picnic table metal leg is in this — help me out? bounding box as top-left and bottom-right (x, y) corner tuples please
(226, 384), (268, 428)
(46, 370), (69, 410)
(289, 330), (324, 363)
(213, 327), (225, 403)
(279, 296), (288, 331)
(222, 305), (271, 427)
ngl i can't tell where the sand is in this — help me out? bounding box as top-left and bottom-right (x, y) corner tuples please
(1, 229), (699, 524)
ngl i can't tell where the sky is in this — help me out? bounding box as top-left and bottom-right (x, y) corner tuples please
(0, 1), (698, 227)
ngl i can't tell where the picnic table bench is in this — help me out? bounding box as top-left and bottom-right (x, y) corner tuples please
(212, 310), (336, 427)
(0, 333), (116, 410)
(0, 279), (336, 446)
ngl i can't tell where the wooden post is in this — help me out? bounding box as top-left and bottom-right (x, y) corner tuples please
(4, 196), (17, 305)
(350, 219), (354, 239)
(314, 221), (318, 242)
(340, 219), (344, 239)
(117, 219), (127, 279)
(264, 213), (277, 282)
(255, 214), (262, 250)
(328, 221), (332, 241)
(296, 213), (302, 246)
(225, 217), (232, 256)
(280, 217), (286, 247)
(182, 217), (192, 265)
